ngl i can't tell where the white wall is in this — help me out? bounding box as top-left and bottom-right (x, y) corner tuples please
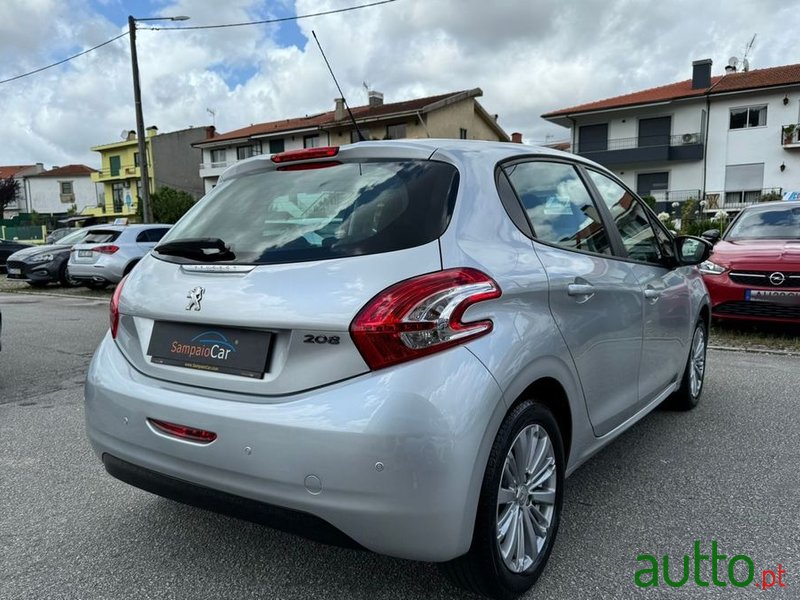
(705, 89), (800, 194)
(25, 175), (98, 214)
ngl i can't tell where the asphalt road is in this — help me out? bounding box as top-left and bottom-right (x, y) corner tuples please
(1, 293), (798, 599)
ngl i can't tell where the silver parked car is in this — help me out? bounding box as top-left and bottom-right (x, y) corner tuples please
(85, 141), (711, 599)
(68, 224), (170, 289)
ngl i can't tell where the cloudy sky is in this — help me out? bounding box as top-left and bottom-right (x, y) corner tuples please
(0, 0), (798, 169)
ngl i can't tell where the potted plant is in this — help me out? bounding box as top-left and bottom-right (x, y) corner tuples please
(783, 124), (797, 145)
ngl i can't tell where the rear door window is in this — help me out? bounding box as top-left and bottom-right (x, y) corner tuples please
(156, 160), (459, 265)
(502, 161), (612, 255)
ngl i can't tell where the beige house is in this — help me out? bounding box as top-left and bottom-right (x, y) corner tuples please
(194, 88), (510, 193)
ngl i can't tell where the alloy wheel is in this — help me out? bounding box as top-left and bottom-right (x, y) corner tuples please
(689, 326), (706, 398)
(496, 423), (557, 573)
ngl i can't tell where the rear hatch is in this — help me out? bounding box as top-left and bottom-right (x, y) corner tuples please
(114, 145), (460, 399)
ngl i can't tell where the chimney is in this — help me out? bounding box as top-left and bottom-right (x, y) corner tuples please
(692, 59), (712, 89)
(334, 97), (345, 121)
(511, 132), (523, 144)
(146, 126), (158, 137)
(205, 125), (216, 139)
(368, 90), (384, 108)
(126, 130), (136, 141)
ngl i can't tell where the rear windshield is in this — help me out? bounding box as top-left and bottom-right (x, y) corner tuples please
(155, 160), (459, 265)
(82, 230), (121, 244)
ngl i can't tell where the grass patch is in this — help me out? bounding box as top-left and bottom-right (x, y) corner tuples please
(710, 321), (800, 353)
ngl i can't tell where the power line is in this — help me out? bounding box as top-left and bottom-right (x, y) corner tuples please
(0, 32), (129, 85)
(0, 0), (399, 86)
(152, 0), (398, 31)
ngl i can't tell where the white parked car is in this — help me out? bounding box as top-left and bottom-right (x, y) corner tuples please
(68, 224), (170, 289)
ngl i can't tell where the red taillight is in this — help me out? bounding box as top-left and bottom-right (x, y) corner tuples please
(110, 274), (128, 339)
(350, 268), (501, 370)
(94, 245), (119, 254)
(147, 418), (217, 444)
(270, 146), (339, 163)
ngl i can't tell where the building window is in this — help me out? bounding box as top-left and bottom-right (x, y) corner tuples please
(210, 148), (226, 164)
(730, 105), (767, 129)
(60, 181), (73, 195)
(134, 152), (139, 167)
(459, 128), (468, 140)
(112, 183), (124, 212)
(109, 155), (121, 177)
(386, 124), (406, 140)
(724, 163), (764, 204)
(236, 143), (261, 160)
(268, 139), (285, 154)
(303, 135), (321, 148)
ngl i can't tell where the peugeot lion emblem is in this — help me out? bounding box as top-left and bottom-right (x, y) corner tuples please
(769, 272), (785, 286)
(186, 286), (205, 311)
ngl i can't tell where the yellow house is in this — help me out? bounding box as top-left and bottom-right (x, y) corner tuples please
(88, 128), (156, 218)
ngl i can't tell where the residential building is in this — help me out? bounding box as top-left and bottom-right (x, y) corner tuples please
(0, 164), (45, 217)
(194, 88), (510, 193)
(89, 126), (210, 218)
(23, 164), (100, 214)
(542, 60), (800, 213)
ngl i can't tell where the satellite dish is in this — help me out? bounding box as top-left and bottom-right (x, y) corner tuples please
(727, 56), (739, 67)
(120, 129), (129, 139)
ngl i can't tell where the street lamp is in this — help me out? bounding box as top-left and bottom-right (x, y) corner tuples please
(128, 14), (189, 223)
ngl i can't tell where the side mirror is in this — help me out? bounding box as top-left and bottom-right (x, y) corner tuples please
(675, 235), (712, 266)
(701, 229), (721, 243)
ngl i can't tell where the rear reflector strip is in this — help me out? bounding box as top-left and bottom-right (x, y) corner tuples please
(147, 418), (218, 444)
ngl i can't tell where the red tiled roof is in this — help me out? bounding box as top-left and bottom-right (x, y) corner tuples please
(543, 63), (800, 118)
(0, 165), (37, 179)
(201, 90), (479, 144)
(28, 164), (97, 177)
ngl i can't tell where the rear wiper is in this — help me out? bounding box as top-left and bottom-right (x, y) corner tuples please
(154, 237), (235, 262)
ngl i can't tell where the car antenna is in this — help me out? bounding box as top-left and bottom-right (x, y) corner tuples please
(311, 30), (367, 142)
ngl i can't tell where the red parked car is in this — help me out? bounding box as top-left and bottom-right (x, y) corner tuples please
(700, 201), (800, 323)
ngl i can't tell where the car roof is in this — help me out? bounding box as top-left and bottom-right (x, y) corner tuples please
(223, 139), (606, 182)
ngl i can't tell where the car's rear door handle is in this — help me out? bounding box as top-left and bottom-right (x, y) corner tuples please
(567, 283), (595, 299)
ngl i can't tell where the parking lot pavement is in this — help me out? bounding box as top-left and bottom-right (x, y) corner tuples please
(1, 297), (797, 599)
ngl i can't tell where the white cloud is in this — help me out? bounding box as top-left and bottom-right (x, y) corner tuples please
(0, 0), (798, 169)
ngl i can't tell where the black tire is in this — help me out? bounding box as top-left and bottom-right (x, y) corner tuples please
(667, 319), (708, 410)
(440, 400), (565, 600)
(59, 264), (81, 287)
(85, 281), (109, 290)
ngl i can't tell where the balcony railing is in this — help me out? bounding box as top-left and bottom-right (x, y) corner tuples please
(199, 151), (266, 172)
(93, 164), (142, 180)
(577, 133), (702, 153)
(701, 188), (783, 211)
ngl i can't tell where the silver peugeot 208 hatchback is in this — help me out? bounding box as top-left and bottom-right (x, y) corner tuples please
(85, 140), (711, 599)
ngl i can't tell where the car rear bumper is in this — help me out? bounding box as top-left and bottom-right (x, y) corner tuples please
(68, 259), (124, 283)
(85, 334), (505, 562)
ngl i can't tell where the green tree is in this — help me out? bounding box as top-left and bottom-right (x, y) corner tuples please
(151, 186), (196, 224)
(0, 176), (20, 213)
